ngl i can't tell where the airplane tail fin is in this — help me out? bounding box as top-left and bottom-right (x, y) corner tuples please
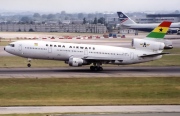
(117, 12), (136, 25)
(146, 21), (172, 39)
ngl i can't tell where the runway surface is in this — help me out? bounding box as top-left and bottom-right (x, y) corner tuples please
(0, 105), (180, 114)
(52, 113), (180, 116)
(0, 66), (180, 78)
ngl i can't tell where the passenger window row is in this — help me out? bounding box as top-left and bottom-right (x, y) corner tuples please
(25, 47), (47, 50)
(58, 49), (83, 53)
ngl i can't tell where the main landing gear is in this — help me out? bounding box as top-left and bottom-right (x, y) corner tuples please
(90, 63), (103, 71)
(27, 58), (32, 67)
(90, 66), (103, 71)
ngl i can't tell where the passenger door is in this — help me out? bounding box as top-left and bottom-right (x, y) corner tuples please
(47, 44), (53, 59)
(48, 44), (52, 53)
(84, 48), (88, 56)
(130, 52), (134, 60)
(19, 44), (22, 52)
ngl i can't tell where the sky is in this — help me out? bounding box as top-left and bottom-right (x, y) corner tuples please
(0, 0), (180, 13)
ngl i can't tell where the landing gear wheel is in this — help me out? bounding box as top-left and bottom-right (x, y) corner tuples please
(90, 66), (94, 71)
(27, 63), (31, 67)
(90, 66), (103, 71)
(94, 66), (98, 71)
(27, 58), (32, 67)
(99, 67), (103, 71)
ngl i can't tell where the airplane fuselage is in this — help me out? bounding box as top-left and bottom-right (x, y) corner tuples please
(122, 23), (180, 32)
(4, 40), (161, 65)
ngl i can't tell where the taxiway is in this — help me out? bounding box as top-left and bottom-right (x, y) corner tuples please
(0, 105), (180, 114)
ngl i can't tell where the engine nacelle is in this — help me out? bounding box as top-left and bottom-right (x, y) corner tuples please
(67, 57), (90, 67)
(69, 57), (83, 67)
(132, 38), (165, 51)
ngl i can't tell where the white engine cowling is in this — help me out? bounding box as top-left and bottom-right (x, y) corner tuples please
(132, 38), (165, 51)
(69, 57), (83, 67)
(67, 57), (90, 67)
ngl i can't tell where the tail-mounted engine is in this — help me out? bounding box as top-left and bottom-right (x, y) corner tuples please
(132, 38), (165, 51)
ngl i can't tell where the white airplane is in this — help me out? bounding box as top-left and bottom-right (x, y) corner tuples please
(4, 21), (172, 71)
(117, 12), (180, 33)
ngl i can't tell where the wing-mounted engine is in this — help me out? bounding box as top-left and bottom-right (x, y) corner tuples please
(132, 38), (165, 51)
(66, 57), (90, 67)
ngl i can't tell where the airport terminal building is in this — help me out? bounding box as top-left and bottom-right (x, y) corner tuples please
(136, 14), (180, 23)
(0, 24), (107, 33)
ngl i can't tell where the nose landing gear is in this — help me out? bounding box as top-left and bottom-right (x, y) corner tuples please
(27, 58), (32, 67)
(27, 63), (31, 67)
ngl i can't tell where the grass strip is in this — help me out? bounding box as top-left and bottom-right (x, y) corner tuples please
(0, 41), (10, 46)
(0, 114), (44, 116)
(0, 77), (179, 106)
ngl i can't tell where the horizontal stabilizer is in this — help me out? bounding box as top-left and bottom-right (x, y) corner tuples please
(140, 52), (169, 58)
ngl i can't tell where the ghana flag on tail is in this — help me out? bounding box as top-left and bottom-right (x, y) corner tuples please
(146, 21), (172, 39)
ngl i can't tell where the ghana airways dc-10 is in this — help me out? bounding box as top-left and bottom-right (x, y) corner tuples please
(4, 21), (172, 71)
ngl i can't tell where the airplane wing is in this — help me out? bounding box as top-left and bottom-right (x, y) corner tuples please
(83, 56), (122, 61)
(139, 53), (169, 58)
(83, 53), (169, 60)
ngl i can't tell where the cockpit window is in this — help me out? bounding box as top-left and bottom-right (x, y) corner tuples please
(8, 44), (15, 47)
